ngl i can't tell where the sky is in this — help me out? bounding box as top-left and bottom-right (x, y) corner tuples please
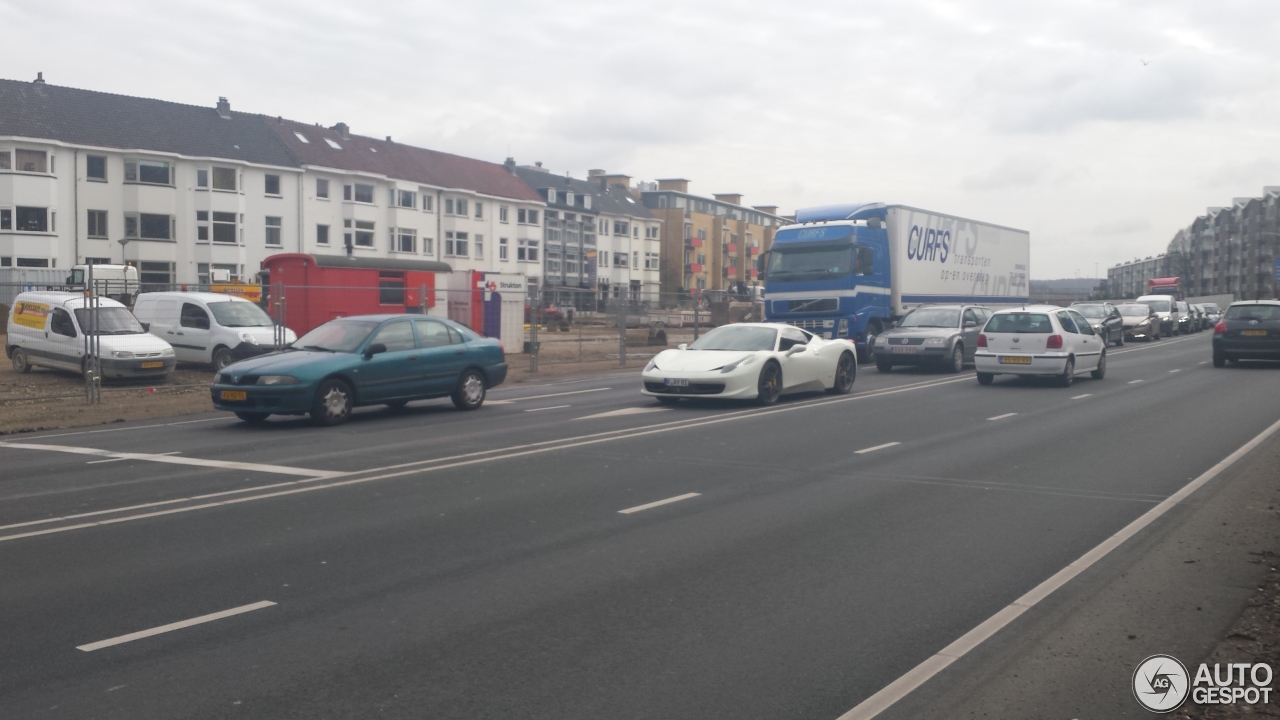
(3, 0), (1279, 279)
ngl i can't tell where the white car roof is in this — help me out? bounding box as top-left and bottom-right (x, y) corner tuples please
(12, 291), (127, 310)
(989, 305), (1068, 314)
(136, 291), (253, 303)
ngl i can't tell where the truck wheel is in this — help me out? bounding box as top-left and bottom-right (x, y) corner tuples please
(311, 379), (354, 426)
(11, 348), (31, 373)
(212, 346), (235, 371)
(828, 352), (855, 394)
(756, 361), (781, 406)
(860, 322), (883, 363)
(452, 369), (486, 410)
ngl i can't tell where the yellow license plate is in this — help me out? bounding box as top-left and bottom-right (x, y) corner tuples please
(1242, 329), (1267, 336)
(999, 356), (1033, 365)
(220, 390), (248, 401)
(141, 361), (164, 368)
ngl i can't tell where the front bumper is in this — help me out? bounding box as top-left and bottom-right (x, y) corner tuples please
(874, 343), (951, 363)
(100, 356), (176, 379)
(974, 352), (1070, 376)
(640, 368), (758, 399)
(1124, 324), (1156, 339)
(210, 382), (314, 415)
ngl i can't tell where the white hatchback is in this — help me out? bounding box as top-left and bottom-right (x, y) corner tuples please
(974, 306), (1107, 387)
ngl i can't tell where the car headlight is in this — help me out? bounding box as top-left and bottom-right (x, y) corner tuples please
(161, 347), (175, 356)
(256, 375), (300, 385)
(285, 329), (297, 343)
(1092, 324), (1103, 332)
(876, 336), (890, 346)
(113, 350), (135, 359)
(643, 359), (658, 372)
(720, 355), (759, 373)
(1137, 319), (1149, 327)
(924, 337), (946, 346)
(239, 331), (260, 345)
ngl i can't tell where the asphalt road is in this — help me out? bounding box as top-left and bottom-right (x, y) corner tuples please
(1, 332), (1277, 719)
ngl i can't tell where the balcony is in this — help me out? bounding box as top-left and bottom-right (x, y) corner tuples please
(726, 243), (738, 254)
(687, 237), (704, 247)
(687, 263), (704, 273)
(750, 269), (759, 279)
(725, 266), (737, 277)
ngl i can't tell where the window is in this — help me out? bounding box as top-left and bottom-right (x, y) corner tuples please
(212, 212), (237, 243)
(394, 228), (416, 253)
(125, 160), (172, 185)
(413, 319), (458, 348)
(212, 167), (237, 191)
(0, 209), (8, 230)
(854, 246), (874, 275)
(475, 234), (483, 259)
(316, 178), (329, 199)
(1056, 311), (1079, 333)
(499, 206), (509, 223)
(0, 150), (9, 170)
(456, 199), (468, 216)
(377, 279), (409, 309)
(15, 149), (47, 173)
(599, 251), (608, 266)
(197, 169), (208, 188)
(265, 174), (281, 196)
(353, 184), (374, 203)
(499, 237), (509, 260)
(294, 131), (310, 144)
(87, 210), (108, 238)
(518, 208), (540, 224)
(397, 190), (416, 208)
(86, 155), (107, 181)
(51, 309), (77, 337)
(518, 238), (539, 262)
(181, 303), (211, 329)
(324, 137), (342, 150)
(475, 202), (484, 219)
(15, 207), (48, 233)
(265, 216), (282, 246)
(423, 236), (434, 255)
(343, 184), (352, 201)
(139, 261), (174, 291)
(422, 194), (433, 212)
(15, 257), (49, 268)
(645, 252), (659, 270)
(445, 231), (469, 257)
(317, 224), (330, 245)
(444, 198), (454, 215)
(613, 253), (628, 268)
(633, 251), (640, 269)
(84, 257), (111, 265)
(355, 220), (374, 247)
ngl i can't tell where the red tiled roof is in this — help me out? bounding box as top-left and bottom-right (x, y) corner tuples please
(268, 119), (541, 202)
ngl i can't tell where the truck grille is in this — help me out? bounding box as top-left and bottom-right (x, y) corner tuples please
(775, 298), (838, 314)
(784, 320), (835, 331)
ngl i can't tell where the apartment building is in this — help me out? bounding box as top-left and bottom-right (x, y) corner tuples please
(0, 76), (544, 287)
(639, 178), (784, 302)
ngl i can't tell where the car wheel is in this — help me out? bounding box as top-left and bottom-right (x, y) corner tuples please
(452, 369), (486, 410)
(976, 372), (994, 385)
(875, 356), (893, 373)
(828, 351), (856, 394)
(756, 361), (781, 406)
(212, 346), (235, 371)
(385, 400), (409, 410)
(1091, 350), (1106, 380)
(946, 344), (964, 373)
(1212, 350), (1226, 368)
(235, 412), (270, 423)
(310, 379), (354, 426)
(655, 396), (680, 405)
(11, 348), (31, 373)
(1057, 357), (1075, 387)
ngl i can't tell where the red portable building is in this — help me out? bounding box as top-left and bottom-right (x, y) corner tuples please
(261, 254), (452, 335)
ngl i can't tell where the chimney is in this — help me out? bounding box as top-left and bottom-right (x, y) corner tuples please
(332, 122), (349, 139)
(657, 178), (689, 193)
(216, 96), (231, 119)
(751, 205), (779, 216)
(386, 136), (392, 142)
(503, 157), (516, 173)
(588, 169), (606, 178)
(601, 173), (631, 190)
(33, 72), (45, 85)
(714, 193), (743, 206)
(535, 161), (543, 168)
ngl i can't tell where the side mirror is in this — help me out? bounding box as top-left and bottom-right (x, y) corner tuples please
(786, 343), (806, 356)
(678, 343), (688, 351)
(964, 320), (978, 328)
(140, 322), (150, 332)
(363, 342), (388, 358)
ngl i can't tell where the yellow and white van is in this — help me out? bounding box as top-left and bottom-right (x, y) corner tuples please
(6, 291), (176, 379)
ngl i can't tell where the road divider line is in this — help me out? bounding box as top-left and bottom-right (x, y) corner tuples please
(1128, 379), (1144, 385)
(618, 493), (701, 515)
(1109, 334), (1201, 356)
(524, 405), (571, 413)
(835, 414), (1280, 720)
(855, 442), (901, 455)
(8, 416), (232, 441)
(1070, 394), (1092, 400)
(505, 388), (611, 402)
(1169, 369), (1181, 373)
(87, 451), (181, 465)
(987, 413), (1018, 421)
(0, 441), (343, 478)
(76, 600), (277, 652)
(575, 407), (671, 420)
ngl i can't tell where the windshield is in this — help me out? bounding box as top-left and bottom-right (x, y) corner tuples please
(688, 325), (778, 351)
(766, 246), (852, 280)
(1203, 304), (1220, 313)
(292, 320), (381, 353)
(898, 308), (960, 328)
(208, 301), (273, 327)
(1140, 298), (1171, 313)
(1073, 305), (1107, 319)
(984, 313), (1052, 334)
(1224, 305), (1280, 321)
(72, 307), (145, 335)
(1118, 304), (1150, 316)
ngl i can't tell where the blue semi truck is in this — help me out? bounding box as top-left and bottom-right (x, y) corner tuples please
(761, 202), (1030, 358)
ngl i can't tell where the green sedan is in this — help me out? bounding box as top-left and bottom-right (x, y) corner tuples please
(210, 314), (508, 425)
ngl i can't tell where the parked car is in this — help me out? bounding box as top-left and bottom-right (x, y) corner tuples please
(210, 314), (507, 425)
(6, 291), (175, 379)
(1117, 302), (1161, 341)
(641, 323), (856, 405)
(134, 292), (296, 370)
(1175, 301), (1195, 334)
(1136, 295), (1178, 336)
(1190, 304), (1208, 331)
(974, 306), (1106, 387)
(1202, 303), (1223, 325)
(872, 304), (990, 373)
(1070, 302), (1125, 346)
(1212, 301), (1280, 367)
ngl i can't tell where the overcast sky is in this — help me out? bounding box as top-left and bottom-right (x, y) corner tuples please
(4, 0), (1279, 278)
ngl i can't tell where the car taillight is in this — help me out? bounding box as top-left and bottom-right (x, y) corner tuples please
(1046, 334), (1063, 349)
(1214, 321), (1227, 334)
(977, 333), (987, 348)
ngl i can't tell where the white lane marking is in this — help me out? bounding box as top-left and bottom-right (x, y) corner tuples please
(987, 413), (1018, 421)
(1199, 361), (1209, 365)
(484, 400), (515, 405)
(1070, 394), (1092, 400)
(0, 442), (343, 478)
(1109, 334), (1201, 356)
(76, 600), (276, 652)
(1169, 369), (1181, 373)
(855, 442), (901, 455)
(508, 388), (611, 402)
(524, 405), (571, 413)
(835, 414), (1280, 720)
(1128, 379), (1144, 384)
(11, 416), (231, 441)
(87, 451), (181, 465)
(618, 493), (701, 515)
(0, 375), (978, 543)
(575, 407), (671, 420)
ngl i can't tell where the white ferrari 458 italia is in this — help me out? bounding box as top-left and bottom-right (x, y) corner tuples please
(641, 323), (857, 405)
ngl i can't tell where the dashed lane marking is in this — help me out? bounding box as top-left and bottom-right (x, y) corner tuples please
(618, 493), (701, 515)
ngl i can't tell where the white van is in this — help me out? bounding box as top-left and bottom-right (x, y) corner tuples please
(132, 292), (295, 370)
(6, 292), (176, 379)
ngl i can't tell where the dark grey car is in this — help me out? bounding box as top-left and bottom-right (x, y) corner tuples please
(873, 304), (989, 373)
(1070, 302), (1125, 347)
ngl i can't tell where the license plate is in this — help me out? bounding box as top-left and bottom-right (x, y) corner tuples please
(999, 356), (1033, 365)
(663, 378), (689, 386)
(140, 361), (164, 369)
(220, 390), (248, 401)
(890, 346), (918, 354)
(1242, 329), (1267, 336)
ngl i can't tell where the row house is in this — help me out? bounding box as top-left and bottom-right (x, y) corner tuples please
(1181, 188), (1280, 301)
